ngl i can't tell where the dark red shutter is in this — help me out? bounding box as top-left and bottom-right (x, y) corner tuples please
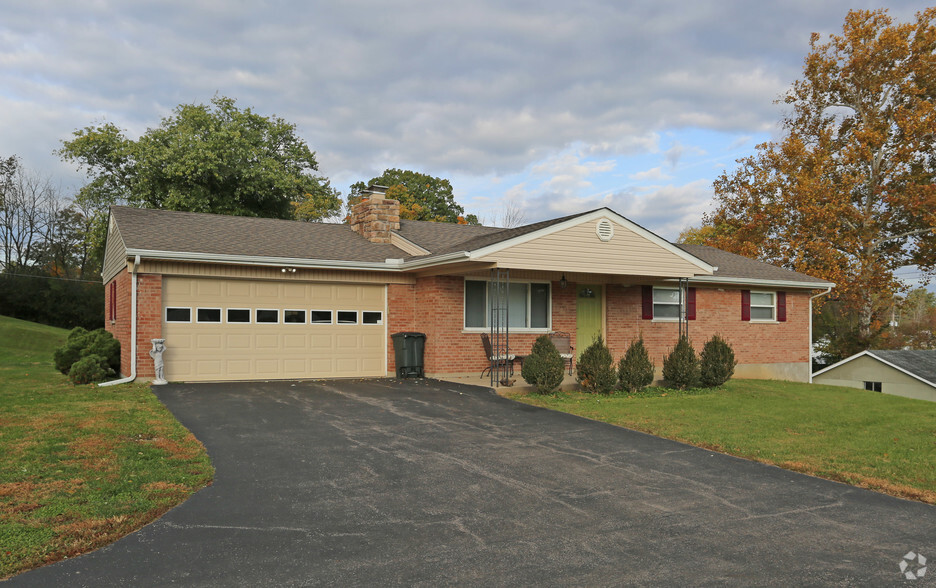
(109, 281), (116, 320)
(741, 290), (751, 321)
(777, 291), (786, 322)
(687, 288), (696, 320)
(642, 286), (653, 320)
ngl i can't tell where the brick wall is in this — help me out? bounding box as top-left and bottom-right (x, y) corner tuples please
(387, 282), (416, 374)
(104, 270), (163, 378)
(403, 278), (810, 377)
(605, 285), (810, 368)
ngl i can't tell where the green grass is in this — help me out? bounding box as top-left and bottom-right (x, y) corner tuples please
(0, 316), (214, 579)
(506, 379), (936, 504)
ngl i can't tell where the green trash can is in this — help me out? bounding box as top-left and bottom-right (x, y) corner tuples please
(391, 332), (426, 378)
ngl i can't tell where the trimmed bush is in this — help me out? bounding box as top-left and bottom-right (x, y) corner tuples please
(576, 335), (616, 394)
(699, 334), (737, 387)
(662, 335), (700, 390)
(68, 354), (111, 385)
(521, 335), (566, 394)
(85, 329), (121, 373)
(618, 337), (655, 393)
(53, 327), (120, 376)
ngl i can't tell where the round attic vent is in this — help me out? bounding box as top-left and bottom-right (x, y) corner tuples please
(596, 219), (614, 242)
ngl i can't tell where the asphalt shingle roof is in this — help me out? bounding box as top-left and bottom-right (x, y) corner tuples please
(110, 206), (405, 263)
(677, 244), (833, 285)
(110, 206), (832, 287)
(869, 350), (936, 386)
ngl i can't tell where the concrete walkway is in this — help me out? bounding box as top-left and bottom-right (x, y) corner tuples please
(10, 378), (934, 586)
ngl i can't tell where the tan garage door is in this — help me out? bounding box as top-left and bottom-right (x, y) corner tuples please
(162, 277), (386, 382)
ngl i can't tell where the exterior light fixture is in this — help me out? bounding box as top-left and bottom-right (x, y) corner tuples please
(560, 274), (568, 289)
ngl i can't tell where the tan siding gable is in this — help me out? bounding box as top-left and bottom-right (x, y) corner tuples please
(476, 218), (707, 277)
(102, 220), (128, 283)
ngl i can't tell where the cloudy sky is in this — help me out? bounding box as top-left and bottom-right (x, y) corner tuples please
(0, 1), (924, 242)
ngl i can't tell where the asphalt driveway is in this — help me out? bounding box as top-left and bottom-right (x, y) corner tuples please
(10, 379), (935, 586)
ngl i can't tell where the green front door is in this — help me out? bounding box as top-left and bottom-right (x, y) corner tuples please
(576, 284), (602, 358)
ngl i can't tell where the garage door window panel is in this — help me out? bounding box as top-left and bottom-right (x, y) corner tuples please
(310, 310), (333, 324)
(362, 311), (383, 325)
(196, 308), (222, 323)
(284, 309), (307, 324)
(226, 308), (251, 323)
(337, 311), (358, 325)
(256, 309), (279, 324)
(165, 307), (192, 323)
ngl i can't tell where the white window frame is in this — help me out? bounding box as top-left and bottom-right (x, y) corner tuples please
(310, 309), (333, 324)
(362, 310), (383, 325)
(750, 291), (776, 322)
(283, 309), (307, 325)
(226, 308), (252, 324)
(195, 307), (222, 324)
(652, 287), (682, 322)
(165, 307), (192, 323)
(336, 310), (358, 325)
(463, 278), (552, 332)
(255, 308), (280, 324)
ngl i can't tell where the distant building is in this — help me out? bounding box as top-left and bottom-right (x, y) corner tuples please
(812, 349), (936, 403)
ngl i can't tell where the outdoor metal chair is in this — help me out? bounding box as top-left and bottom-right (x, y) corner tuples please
(480, 333), (517, 379)
(549, 331), (575, 375)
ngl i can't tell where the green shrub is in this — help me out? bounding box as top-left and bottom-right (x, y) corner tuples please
(576, 335), (616, 394)
(618, 337), (655, 393)
(662, 335), (700, 390)
(85, 329), (121, 372)
(68, 354), (111, 385)
(521, 335), (566, 394)
(53, 327), (120, 375)
(699, 334), (737, 387)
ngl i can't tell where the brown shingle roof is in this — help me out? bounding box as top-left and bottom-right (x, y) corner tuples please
(677, 244), (833, 285)
(110, 206), (406, 263)
(110, 206), (832, 287)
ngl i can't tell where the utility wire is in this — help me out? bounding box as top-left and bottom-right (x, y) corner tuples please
(1, 272), (100, 284)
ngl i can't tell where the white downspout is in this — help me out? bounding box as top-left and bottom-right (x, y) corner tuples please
(808, 286), (833, 383)
(98, 255), (140, 386)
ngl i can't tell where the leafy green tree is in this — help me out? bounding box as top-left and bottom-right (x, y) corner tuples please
(348, 168), (479, 224)
(59, 96), (342, 256)
(702, 8), (936, 352)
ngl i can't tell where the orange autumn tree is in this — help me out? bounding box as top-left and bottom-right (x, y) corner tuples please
(703, 8), (936, 358)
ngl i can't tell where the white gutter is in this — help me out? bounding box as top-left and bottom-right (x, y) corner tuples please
(99, 255), (140, 387)
(808, 286), (834, 383)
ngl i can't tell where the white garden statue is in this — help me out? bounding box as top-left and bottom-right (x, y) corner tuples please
(150, 338), (167, 385)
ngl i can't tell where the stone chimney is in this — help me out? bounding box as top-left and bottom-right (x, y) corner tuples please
(349, 185), (400, 243)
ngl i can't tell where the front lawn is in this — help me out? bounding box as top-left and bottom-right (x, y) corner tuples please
(0, 316), (214, 579)
(506, 379), (936, 504)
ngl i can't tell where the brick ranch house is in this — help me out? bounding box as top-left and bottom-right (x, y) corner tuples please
(102, 186), (833, 384)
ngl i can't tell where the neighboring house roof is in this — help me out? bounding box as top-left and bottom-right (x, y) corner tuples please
(106, 206), (832, 289)
(678, 244), (834, 288)
(813, 349), (936, 388)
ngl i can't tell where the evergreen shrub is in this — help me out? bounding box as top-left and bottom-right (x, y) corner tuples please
(618, 337), (655, 393)
(576, 335), (616, 394)
(53, 327), (120, 378)
(662, 335), (700, 389)
(520, 335), (566, 394)
(699, 334), (737, 387)
(68, 354), (111, 385)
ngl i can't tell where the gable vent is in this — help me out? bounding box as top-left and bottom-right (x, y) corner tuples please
(596, 219), (614, 242)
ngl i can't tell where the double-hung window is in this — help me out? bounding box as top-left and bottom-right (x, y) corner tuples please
(741, 290), (786, 322)
(464, 280), (550, 330)
(642, 286), (696, 320)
